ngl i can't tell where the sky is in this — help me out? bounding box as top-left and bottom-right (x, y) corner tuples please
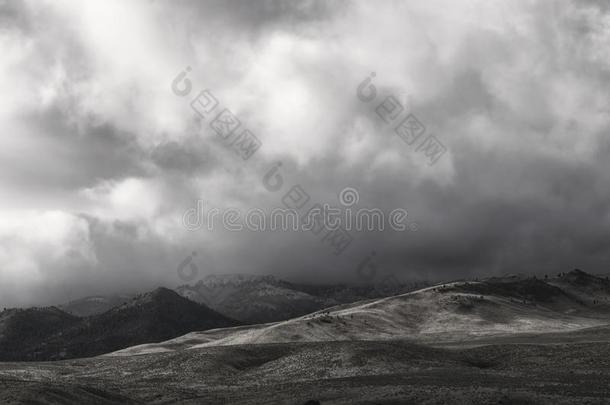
(1, 0), (610, 307)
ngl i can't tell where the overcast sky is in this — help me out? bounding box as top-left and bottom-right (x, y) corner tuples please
(1, 0), (610, 307)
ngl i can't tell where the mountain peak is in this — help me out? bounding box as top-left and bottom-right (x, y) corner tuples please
(0, 287), (238, 362)
(568, 268), (588, 276)
(147, 286), (178, 298)
(118, 286), (198, 310)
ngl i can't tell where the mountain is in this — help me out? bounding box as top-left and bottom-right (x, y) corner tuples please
(59, 294), (133, 317)
(118, 270), (610, 353)
(3, 270), (610, 404)
(0, 288), (237, 361)
(176, 274), (330, 324)
(175, 274), (428, 324)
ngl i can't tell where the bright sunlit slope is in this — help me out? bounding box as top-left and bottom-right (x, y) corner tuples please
(109, 270), (610, 356)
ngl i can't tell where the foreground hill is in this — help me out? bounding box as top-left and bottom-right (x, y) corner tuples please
(2, 332), (610, 404)
(115, 269), (610, 354)
(0, 288), (237, 361)
(1, 270), (610, 404)
(175, 274), (428, 324)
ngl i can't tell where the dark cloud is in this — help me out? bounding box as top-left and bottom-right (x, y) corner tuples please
(173, 0), (347, 34)
(151, 139), (219, 174)
(0, 0), (32, 35)
(0, 108), (148, 191)
(2, 0), (610, 307)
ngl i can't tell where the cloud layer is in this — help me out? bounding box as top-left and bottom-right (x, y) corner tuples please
(1, 0), (610, 307)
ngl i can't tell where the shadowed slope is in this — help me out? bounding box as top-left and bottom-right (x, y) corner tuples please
(0, 288), (237, 361)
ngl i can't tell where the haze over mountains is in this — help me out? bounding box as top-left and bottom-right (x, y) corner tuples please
(114, 269), (610, 353)
(0, 274), (425, 362)
(56, 274), (428, 323)
(3, 268), (607, 364)
(59, 294), (133, 318)
(174, 274), (428, 324)
(4, 0), (610, 403)
(1, 269), (610, 404)
(0, 274), (428, 362)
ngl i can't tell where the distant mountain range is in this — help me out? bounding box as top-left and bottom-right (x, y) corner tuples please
(3, 269), (610, 404)
(1, 274), (428, 361)
(58, 274), (429, 324)
(0, 288), (236, 361)
(174, 274), (430, 323)
(116, 269), (610, 352)
(7, 270), (607, 362)
(59, 294), (132, 317)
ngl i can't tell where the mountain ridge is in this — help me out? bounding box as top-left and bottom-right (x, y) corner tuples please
(175, 273), (429, 324)
(0, 287), (237, 361)
(112, 269), (610, 355)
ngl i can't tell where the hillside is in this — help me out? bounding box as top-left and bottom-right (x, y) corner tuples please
(5, 339), (610, 404)
(2, 270), (610, 404)
(0, 307), (80, 361)
(114, 269), (610, 354)
(0, 288), (237, 361)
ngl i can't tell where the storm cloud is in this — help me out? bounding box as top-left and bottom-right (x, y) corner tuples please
(1, 0), (610, 307)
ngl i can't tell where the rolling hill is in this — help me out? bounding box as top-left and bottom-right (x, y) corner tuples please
(113, 269), (610, 355)
(2, 270), (609, 404)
